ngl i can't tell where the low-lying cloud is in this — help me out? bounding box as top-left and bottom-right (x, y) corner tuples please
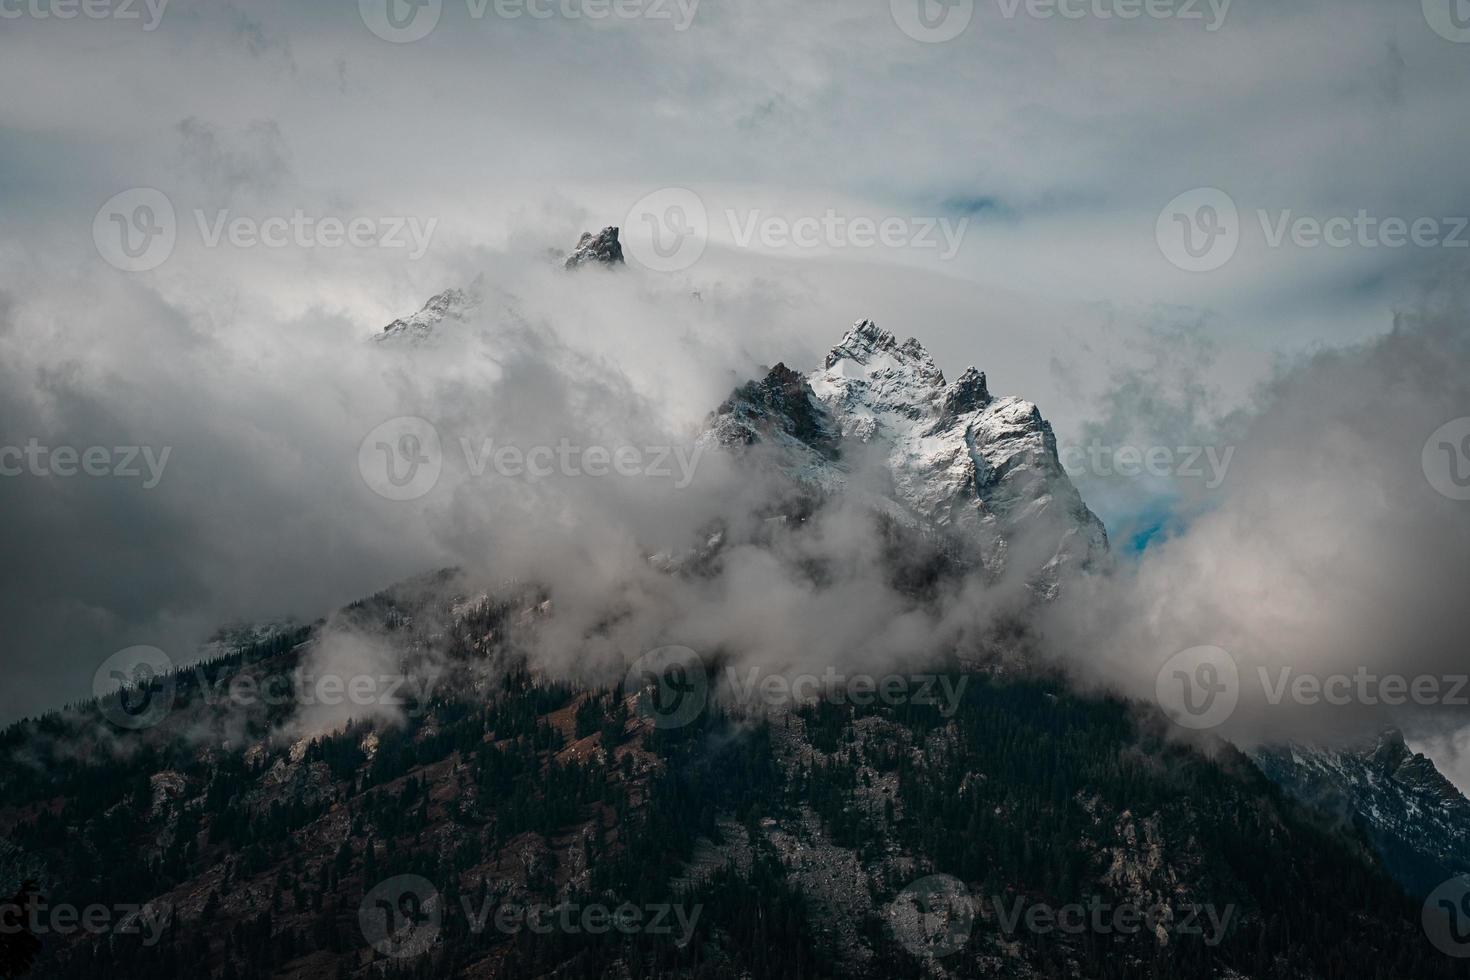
(1042, 282), (1470, 776)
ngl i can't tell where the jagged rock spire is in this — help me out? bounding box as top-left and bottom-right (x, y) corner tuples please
(940, 366), (990, 421)
(564, 226), (625, 269)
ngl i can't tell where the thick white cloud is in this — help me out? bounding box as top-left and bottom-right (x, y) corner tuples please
(2, 0), (1469, 746)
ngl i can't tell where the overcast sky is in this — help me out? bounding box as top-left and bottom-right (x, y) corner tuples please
(3, 0), (1470, 780)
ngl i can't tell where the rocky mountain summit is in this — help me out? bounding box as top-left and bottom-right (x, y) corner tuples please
(1253, 729), (1470, 896)
(563, 225), (624, 269)
(10, 234), (1464, 978)
(373, 226), (623, 344)
(703, 319), (1109, 594)
(374, 285), (481, 344)
(4, 585), (1462, 979)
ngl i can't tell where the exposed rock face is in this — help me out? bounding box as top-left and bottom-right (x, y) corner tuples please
(375, 286), (481, 345)
(709, 362), (840, 461)
(1252, 728), (1470, 896)
(375, 228), (622, 344)
(703, 319), (1109, 593)
(564, 226), (624, 269)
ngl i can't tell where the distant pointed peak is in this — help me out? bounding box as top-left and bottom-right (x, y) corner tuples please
(1376, 726), (1408, 748)
(564, 226), (625, 269)
(418, 286), (474, 315)
(850, 317), (891, 344)
(825, 319), (893, 365)
(376, 285), (481, 341)
(1369, 727), (1412, 771)
(941, 365), (990, 418)
(824, 320), (940, 381)
(898, 336), (930, 360)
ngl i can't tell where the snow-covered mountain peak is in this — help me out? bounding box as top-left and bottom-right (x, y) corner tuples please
(564, 225), (624, 269)
(1254, 728), (1470, 894)
(822, 319), (944, 384)
(704, 319), (1109, 591)
(375, 285), (482, 345)
(374, 227), (621, 344)
(940, 365), (991, 422)
(811, 320), (949, 433)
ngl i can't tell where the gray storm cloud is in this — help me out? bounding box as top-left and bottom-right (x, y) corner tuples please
(0, 240), (847, 724)
(1041, 283), (1470, 766)
(4, 0), (1470, 775)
